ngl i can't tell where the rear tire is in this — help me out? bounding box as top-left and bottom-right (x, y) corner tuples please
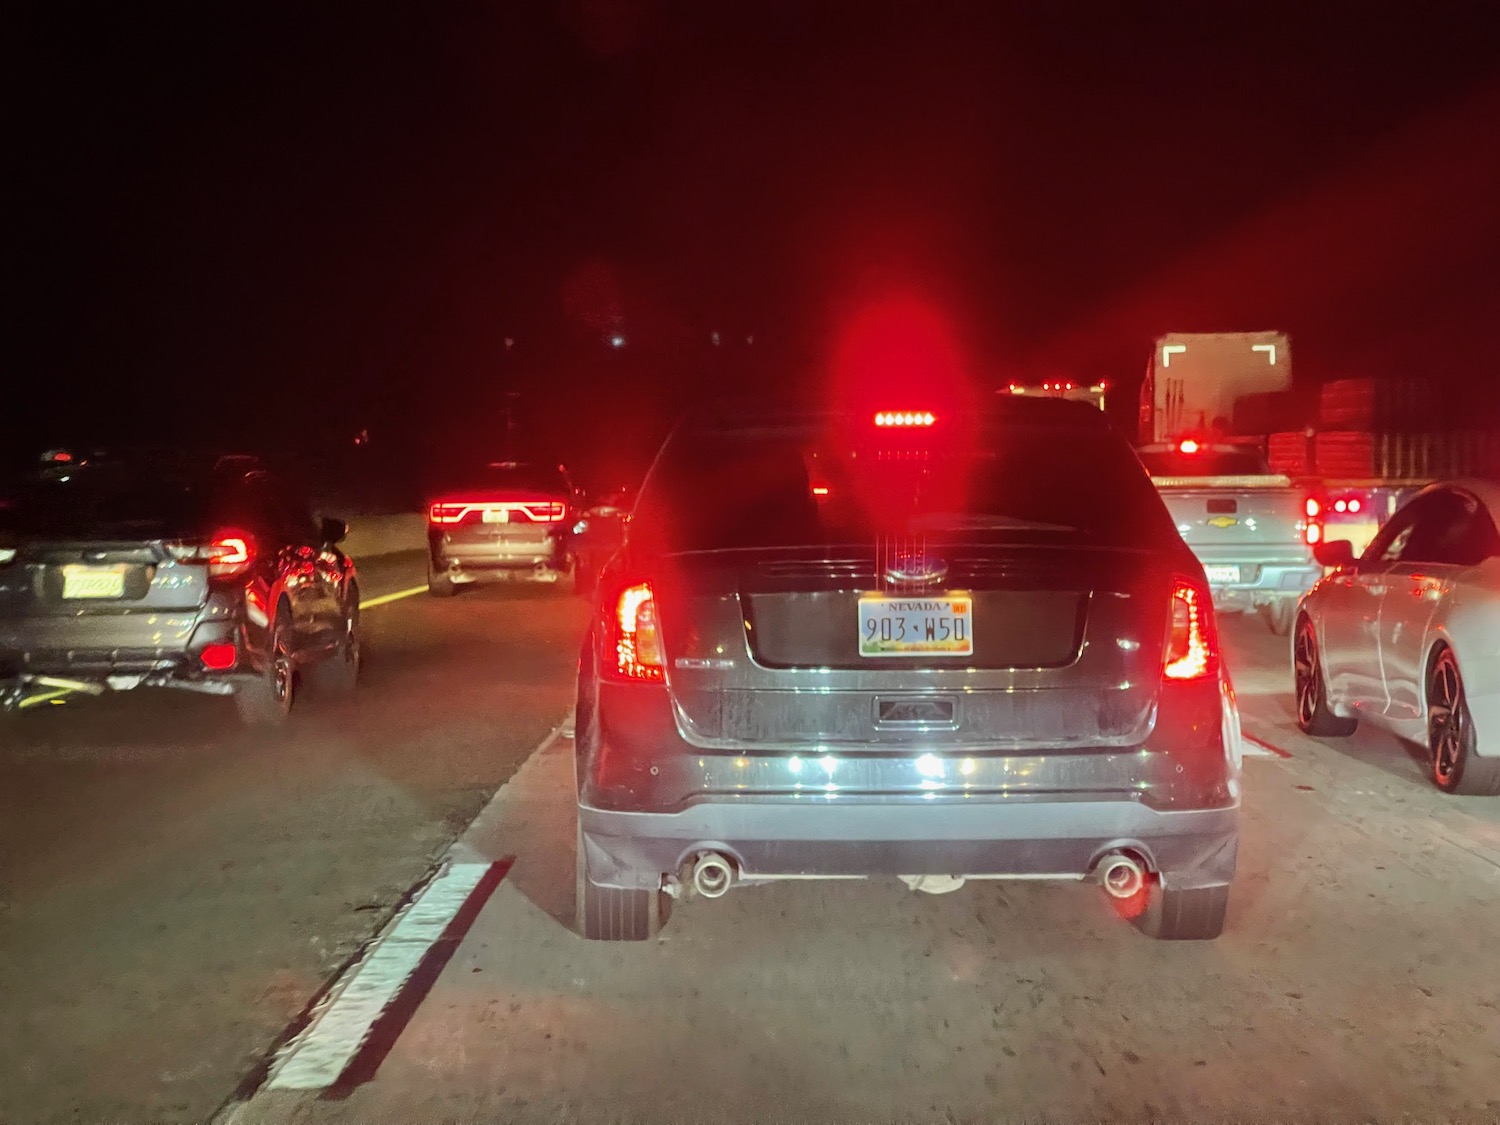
(427, 561), (456, 597)
(235, 608), (295, 726)
(1428, 647), (1500, 796)
(305, 598), (361, 696)
(1294, 618), (1357, 736)
(1131, 880), (1229, 940)
(1260, 599), (1294, 636)
(575, 819), (665, 941)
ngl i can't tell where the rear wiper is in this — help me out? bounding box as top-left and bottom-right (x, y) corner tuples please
(909, 513), (1078, 533)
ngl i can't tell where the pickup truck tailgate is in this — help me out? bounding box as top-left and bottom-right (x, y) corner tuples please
(1140, 451), (1322, 624)
(1151, 476), (1309, 564)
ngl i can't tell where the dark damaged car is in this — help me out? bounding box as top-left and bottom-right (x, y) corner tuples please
(0, 452), (361, 724)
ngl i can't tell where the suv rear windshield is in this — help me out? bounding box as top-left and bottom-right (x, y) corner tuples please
(465, 463), (569, 494)
(0, 464), (215, 540)
(1138, 447), (1270, 477)
(633, 415), (1175, 552)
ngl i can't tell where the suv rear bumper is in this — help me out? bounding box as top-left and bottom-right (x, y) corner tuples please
(431, 531), (568, 581)
(578, 797), (1238, 891)
(0, 617), (240, 683)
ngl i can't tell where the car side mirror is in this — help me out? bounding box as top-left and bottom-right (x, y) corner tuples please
(320, 516), (348, 546)
(1313, 539), (1356, 568)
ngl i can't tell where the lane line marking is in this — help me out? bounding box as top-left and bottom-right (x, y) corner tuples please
(323, 858), (513, 1096)
(215, 857), (452, 1114)
(265, 859), (509, 1091)
(1243, 731), (1294, 759)
(217, 719), (568, 1114)
(358, 585), (428, 610)
(16, 689), (70, 710)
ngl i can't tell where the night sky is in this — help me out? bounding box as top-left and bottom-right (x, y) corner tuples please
(11, 2), (1500, 493)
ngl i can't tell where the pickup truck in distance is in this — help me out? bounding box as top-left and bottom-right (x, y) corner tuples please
(1137, 440), (1322, 635)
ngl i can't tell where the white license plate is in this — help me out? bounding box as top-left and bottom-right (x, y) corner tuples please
(481, 508), (509, 524)
(1204, 565), (1241, 584)
(61, 564), (127, 599)
(859, 594), (973, 657)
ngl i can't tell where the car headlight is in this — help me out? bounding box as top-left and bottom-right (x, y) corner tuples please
(0, 547), (16, 565)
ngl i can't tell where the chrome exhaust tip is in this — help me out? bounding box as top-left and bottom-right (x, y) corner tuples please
(1097, 853), (1147, 899)
(691, 853), (735, 899)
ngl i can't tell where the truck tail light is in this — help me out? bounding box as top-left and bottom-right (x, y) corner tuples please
(1303, 497), (1323, 546)
(1164, 577), (1219, 682)
(608, 582), (665, 682)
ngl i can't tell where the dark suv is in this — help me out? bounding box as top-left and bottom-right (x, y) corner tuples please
(0, 451), (361, 724)
(573, 400), (1242, 941)
(426, 461), (582, 595)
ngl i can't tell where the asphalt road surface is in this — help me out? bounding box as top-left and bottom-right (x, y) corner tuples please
(4, 557), (1499, 1125)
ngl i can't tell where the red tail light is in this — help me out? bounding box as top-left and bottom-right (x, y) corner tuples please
(428, 501), (567, 524)
(609, 582), (665, 682)
(1177, 438), (1201, 454)
(1164, 578), (1218, 681)
(429, 502), (469, 524)
(167, 532), (254, 578)
(1302, 496), (1323, 546)
(526, 502), (567, 522)
(874, 411), (936, 427)
(208, 535), (253, 578)
(200, 643), (238, 671)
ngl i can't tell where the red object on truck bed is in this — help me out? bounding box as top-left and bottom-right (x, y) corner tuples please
(1267, 428), (1500, 481)
(1266, 432), (1312, 476)
(1318, 378), (1436, 431)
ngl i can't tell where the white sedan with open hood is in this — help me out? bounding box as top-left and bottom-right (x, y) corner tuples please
(1294, 480), (1500, 795)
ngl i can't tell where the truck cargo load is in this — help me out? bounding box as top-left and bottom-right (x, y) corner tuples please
(1139, 331), (1291, 444)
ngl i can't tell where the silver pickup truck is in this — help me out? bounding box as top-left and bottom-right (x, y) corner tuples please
(1138, 441), (1322, 634)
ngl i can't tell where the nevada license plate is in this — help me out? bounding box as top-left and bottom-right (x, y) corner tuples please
(858, 594), (973, 657)
(1204, 565), (1241, 584)
(62, 564), (127, 599)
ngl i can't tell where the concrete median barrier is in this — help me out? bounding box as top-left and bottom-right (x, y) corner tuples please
(339, 513), (427, 559)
